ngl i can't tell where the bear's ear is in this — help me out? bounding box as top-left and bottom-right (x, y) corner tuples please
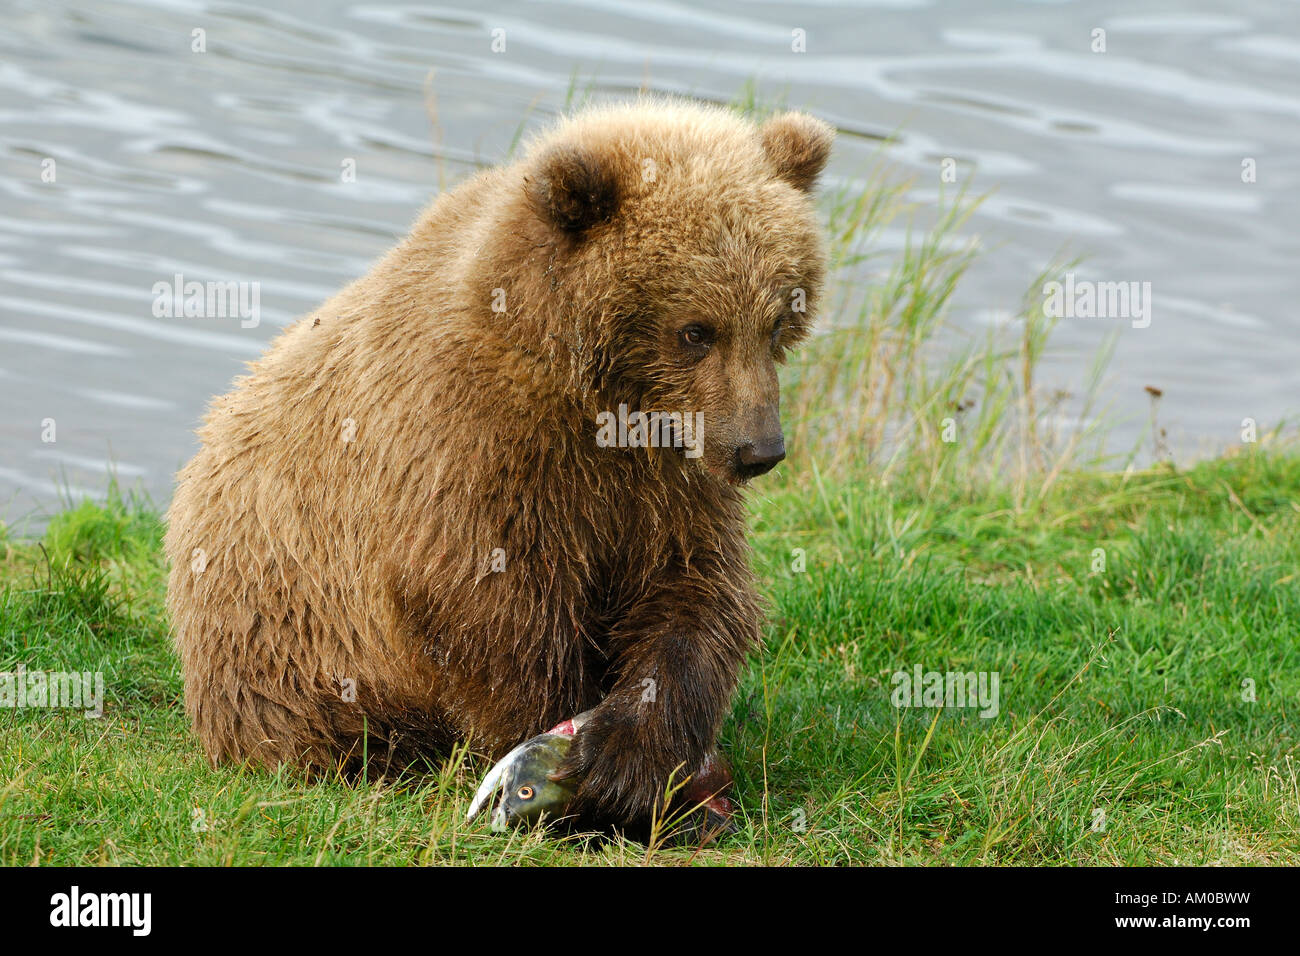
(527, 144), (620, 236)
(759, 112), (834, 192)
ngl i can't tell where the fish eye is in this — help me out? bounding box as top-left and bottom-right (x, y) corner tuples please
(517, 785), (535, 800)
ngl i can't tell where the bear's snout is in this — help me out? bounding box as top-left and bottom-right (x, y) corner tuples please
(733, 435), (786, 479)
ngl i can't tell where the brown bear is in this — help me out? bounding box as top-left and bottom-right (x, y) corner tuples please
(163, 98), (833, 824)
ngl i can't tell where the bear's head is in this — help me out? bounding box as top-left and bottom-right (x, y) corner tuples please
(511, 101), (833, 485)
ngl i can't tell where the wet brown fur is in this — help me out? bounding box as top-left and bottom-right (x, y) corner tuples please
(163, 99), (833, 822)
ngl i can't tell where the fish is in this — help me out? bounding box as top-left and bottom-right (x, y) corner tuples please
(466, 710), (737, 838)
(465, 712), (592, 831)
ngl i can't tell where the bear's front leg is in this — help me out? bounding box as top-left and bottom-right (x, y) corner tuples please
(555, 564), (760, 824)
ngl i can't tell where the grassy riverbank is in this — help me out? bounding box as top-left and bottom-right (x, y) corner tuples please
(2, 445), (1297, 865)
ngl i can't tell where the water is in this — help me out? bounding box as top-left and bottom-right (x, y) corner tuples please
(2, 0), (1297, 532)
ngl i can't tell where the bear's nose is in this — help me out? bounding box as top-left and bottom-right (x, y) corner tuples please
(734, 437), (786, 479)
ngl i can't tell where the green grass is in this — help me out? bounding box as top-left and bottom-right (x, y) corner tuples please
(2, 449), (1298, 865)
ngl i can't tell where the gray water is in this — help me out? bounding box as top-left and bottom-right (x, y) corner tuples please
(2, 0), (1297, 532)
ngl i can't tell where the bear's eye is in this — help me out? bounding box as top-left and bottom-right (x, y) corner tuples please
(679, 324), (713, 350)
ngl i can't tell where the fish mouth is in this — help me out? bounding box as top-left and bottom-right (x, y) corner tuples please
(465, 737), (532, 825)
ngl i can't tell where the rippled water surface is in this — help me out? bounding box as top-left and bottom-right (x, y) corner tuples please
(2, 0), (1297, 529)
